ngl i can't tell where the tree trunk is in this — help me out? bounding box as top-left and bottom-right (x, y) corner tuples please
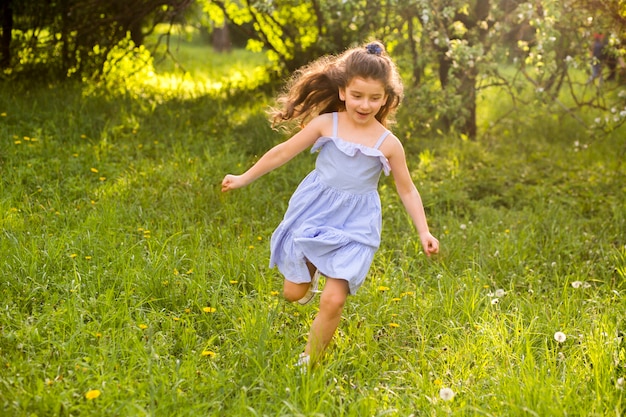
(212, 24), (231, 52)
(0, 0), (12, 69)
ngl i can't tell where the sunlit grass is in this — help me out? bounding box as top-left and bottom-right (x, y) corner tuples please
(140, 26), (272, 97)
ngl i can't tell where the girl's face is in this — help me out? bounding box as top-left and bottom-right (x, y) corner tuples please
(339, 77), (387, 125)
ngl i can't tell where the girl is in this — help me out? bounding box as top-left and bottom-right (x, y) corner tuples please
(221, 41), (439, 368)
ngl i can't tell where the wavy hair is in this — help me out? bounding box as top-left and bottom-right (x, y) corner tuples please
(270, 41), (403, 128)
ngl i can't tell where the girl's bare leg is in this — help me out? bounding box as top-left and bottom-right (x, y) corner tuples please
(304, 277), (349, 361)
(282, 260), (318, 301)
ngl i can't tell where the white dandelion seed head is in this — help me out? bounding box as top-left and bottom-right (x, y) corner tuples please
(439, 387), (455, 401)
(554, 331), (567, 343)
(491, 298), (500, 305)
(551, 262), (557, 268)
(571, 281), (582, 289)
(617, 377), (625, 388)
(460, 223), (467, 230)
(495, 289), (506, 298)
(493, 250), (500, 257)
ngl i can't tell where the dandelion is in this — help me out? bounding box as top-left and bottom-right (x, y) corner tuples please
(70, 253), (78, 258)
(138, 324), (148, 330)
(270, 290), (280, 296)
(85, 389), (101, 400)
(439, 387), (455, 401)
(378, 286), (390, 292)
(459, 223), (467, 230)
(90, 167), (99, 173)
(495, 289), (505, 298)
(617, 377), (624, 389)
(491, 298), (499, 305)
(203, 307), (216, 313)
(571, 281), (582, 289)
(201, 350), (216, 358)
(554, 331), (567, 343)
(389, 323), (400, 328)
(229, 280), (238, 284)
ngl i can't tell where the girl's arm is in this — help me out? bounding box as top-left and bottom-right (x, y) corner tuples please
(221, 114), (329, 192)
(384, 135), (439, 256)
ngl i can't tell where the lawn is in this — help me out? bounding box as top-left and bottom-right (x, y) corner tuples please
(0, 41), (625, 416)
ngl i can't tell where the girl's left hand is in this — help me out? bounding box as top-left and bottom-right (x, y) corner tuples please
(421, 233), (439, 257)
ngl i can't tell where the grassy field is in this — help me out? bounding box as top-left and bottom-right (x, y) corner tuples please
(1, 42), (625, 416)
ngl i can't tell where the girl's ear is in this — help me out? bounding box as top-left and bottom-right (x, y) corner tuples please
(338, 87), (345, 101)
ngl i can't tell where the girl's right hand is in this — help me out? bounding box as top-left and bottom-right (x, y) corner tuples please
(221, 174), (245, 192)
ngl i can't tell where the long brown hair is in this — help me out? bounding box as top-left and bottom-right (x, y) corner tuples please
(270, 41), (403, 128)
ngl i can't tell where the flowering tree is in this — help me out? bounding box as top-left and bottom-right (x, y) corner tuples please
(201, 0), (626, 139)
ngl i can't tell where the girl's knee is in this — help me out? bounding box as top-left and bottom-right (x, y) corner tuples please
(320, 280), (348, 312)
(319, 294), (346, 313)
(283, 280), (308, 302)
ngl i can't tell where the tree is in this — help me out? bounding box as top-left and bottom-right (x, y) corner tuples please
(1, 0), (193, 78)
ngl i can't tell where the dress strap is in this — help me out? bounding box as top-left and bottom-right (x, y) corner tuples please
(332, 112), (338, 137)
(373, 130), (391, 149)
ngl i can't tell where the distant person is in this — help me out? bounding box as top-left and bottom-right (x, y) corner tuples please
(588, 33), (608, 84)
(222, 41), (439, 370)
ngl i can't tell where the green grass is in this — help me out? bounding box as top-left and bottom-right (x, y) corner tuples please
(1, 43), (625, 416)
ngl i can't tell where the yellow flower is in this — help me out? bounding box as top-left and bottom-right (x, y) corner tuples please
(203, 307), (216, 313)
(138, 324), (148, 330)
(90, 167), (99, 173)
(69, 253), (78, 258)
(229, 280), (238, 284)
(389, 323), (400, 328)
(391, 297), (401, 302)
(85, 389), (101, 400)
(84, 256), (92, 260)
(270, 290), (280, 296)
(378, 286), (390, 292)
(201, 350), (216, 357)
